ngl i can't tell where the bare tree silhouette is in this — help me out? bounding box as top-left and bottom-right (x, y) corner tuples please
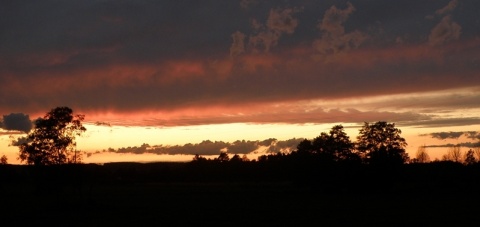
(414, 146), (430, 163)
(474, 146), (480, 161)
(444, 145), (462, 163)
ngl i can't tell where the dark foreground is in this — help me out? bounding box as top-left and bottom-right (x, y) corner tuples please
(1, 162), (480, 226)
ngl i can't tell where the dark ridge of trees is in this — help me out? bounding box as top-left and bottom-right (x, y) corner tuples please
(8, 114), (479, 190)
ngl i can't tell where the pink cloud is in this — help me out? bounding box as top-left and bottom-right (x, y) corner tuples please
(1, 33), (479, 127)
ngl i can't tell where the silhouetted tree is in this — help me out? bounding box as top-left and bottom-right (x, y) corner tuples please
(216, 152), (230, 162)
(230, 154), (242, 163)
(464, 149), (476, 165)
(356, 121), (408, 165)
(296, 139), (314, 155)
(0, 155), (7, 165)
(18, 107), (86, 165)
(257, 155), (268, 162)
(192, 154), (207, 162)
(312, 125), (357, 162)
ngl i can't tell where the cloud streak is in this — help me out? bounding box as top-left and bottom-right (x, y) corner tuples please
(421, 131), (480, 140)
(92, 138), (304, 156)
(428, 0), (461, 46)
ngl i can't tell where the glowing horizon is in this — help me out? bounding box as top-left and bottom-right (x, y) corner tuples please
(1, 0), (479, 164)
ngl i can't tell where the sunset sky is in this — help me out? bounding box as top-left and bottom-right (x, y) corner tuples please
(1, 0), (479, 164)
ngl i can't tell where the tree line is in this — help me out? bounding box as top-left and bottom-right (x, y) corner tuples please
(3, 107), (480, 196)
(9, 106), (480, 167)
(194, 122), (409, 167)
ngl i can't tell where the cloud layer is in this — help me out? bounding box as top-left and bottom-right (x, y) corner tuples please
(1, 113), (32, 133)
(89, 138), (304, 156)
(1, 0), (479, 129)
(422, 131), (480, 140)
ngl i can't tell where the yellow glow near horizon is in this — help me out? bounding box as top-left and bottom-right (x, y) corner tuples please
(2, 122), (479, 164)
(78, 122), (480, 162)
(77, 122), (346, 151)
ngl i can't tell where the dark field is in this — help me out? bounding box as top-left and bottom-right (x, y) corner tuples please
(1, 162), (480, 226)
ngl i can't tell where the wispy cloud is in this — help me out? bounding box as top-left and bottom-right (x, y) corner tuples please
(428, 0), (461, 46)
(313, 2), (367, 57)
(429, 15), (461, 46)
(230, 31), (246, 57)
(247, 7), (301, 53)
(420, 131), (480, 140)
(421, 131), (466, 140)
(436, 0), (458, 15)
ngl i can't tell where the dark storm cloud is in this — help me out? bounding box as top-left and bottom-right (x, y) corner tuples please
(1, 113), (32, 133)
(0, 1), (243, 71)
(266, 138), (305, 153)
(1, 0), (479, 128)
(410, 118), (480, 128)
(420, 131), (480, 140)
(423, 131), (466, 140)
(465, 131), (480, 140)
(116, 143), (151, 154)
(102, 138), (303, 156)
